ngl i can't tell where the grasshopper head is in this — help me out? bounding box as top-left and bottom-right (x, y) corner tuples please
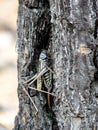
(39, 50), (47, 60)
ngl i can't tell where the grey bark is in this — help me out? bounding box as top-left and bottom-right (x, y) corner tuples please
(13, 0), (98, 130)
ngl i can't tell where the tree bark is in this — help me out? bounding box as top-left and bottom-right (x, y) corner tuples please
(14, 0), (98, 129)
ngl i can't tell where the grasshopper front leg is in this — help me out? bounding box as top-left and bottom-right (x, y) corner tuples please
(24, 73), (38, 84)
(24, 66), (54, 86)
(29, 67), (48, 86)
(24, 67), (47, 85)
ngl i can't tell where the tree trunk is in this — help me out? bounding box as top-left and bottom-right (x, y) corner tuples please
(14, 0), (98, 129)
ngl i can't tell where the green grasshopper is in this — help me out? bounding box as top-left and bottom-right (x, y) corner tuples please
(24, 50), (57, 112)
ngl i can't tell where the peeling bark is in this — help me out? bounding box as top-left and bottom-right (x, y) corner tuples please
(14, 0), (98, 130)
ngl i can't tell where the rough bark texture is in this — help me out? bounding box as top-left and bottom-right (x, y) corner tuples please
(14, 0), (98, 130)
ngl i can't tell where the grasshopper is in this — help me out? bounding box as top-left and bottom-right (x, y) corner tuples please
(25, 50), (57, 110)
